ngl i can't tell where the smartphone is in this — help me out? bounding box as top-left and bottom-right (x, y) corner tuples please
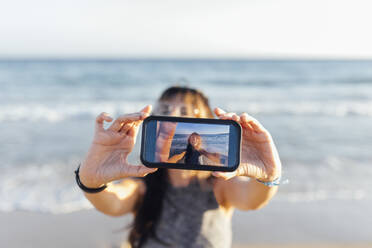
(140, 115), (241, 172)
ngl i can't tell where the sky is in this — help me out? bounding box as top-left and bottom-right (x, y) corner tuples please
(0, 0), (371, 58)
(173, 122), (229, 135)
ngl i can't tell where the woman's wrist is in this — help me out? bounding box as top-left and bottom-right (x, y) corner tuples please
(255, 171), (282, 187)
(257, 173), (281, 182)
(256, 177), (281, 187)
(79, 164), (106, 188)
(75, 164), (107, 193)
(80, 145), (109, 188)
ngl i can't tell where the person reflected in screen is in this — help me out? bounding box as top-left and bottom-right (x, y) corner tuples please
(78, 86), (282, 248)
(167, 132), (221, 165)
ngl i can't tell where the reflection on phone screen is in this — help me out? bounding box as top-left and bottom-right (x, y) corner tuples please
(154, 121), (230, 167)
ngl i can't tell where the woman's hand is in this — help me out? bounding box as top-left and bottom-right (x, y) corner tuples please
(155, 121), (178, 162)
(212, 108), (282, 182)
(79, 105), (157, 188)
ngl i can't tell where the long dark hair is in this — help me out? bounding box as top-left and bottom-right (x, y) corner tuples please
(128, 86), (214, 247)
(184, 132), (202, 164)
(128, 169), (168, 247)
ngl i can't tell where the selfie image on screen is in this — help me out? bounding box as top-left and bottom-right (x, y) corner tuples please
(155, 121), (229, 166)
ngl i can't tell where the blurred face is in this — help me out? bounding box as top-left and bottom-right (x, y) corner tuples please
(154, 95), (200, 117)
(189, 134), (201, 149)
(155, 93), (211, 183)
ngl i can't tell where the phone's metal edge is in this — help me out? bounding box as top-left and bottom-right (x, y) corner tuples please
(144, 162), (238, 172)
(148, 115), (240, 125)
(140, 115), (242, 172)
(139, 117), (149, 166)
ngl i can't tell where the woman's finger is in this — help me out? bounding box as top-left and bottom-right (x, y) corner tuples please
(108, 112), (146, 132)
(123, 164), (158, 177)
(214, 107), (226, 117)
(106, 164), (157, 182)
(119, 122), (134, 135)
(214, 108), (240, 122)
(240, 113), (266, 133)
(95, 112), (113, 132)
(127, 121), (141, 138)
(140, 104), (152, 116)
(108, 105), (152, 132)
(232, 113), (240, 122)
(212, 171), (237, 180)
(239, 113), (255, 131)
(219, 112), (240, 122)
(237, 161), (268, 179)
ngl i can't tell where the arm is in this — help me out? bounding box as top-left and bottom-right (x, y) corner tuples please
(215, 177), (278, 210)
(79, 106), (157, 217)
(167, 151), (186, 163)
(213, 108), (282, 211)
(199, 150), (221, 163)
(82, 178), (144, 216)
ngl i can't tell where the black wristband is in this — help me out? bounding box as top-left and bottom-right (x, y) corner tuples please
(75, 164), (107, 193)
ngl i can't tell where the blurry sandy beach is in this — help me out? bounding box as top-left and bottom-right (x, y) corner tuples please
(1, 60), (372, 247)
(1, 199), (371, 247)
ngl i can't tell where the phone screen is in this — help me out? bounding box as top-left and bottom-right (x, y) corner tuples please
(141, 116), (241, 171)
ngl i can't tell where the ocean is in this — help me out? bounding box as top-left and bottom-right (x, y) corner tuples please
(0, 59), (371, 214)
(170, 133), (229, 155)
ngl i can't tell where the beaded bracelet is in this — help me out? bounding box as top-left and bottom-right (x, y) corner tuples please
(256, 176), (282, 187)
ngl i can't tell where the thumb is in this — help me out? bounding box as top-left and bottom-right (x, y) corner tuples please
(120, 163), (158, 178)
(237, 162), (268, 180)
(140, 105), (153, 118)
(212, 171), (237, 180)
